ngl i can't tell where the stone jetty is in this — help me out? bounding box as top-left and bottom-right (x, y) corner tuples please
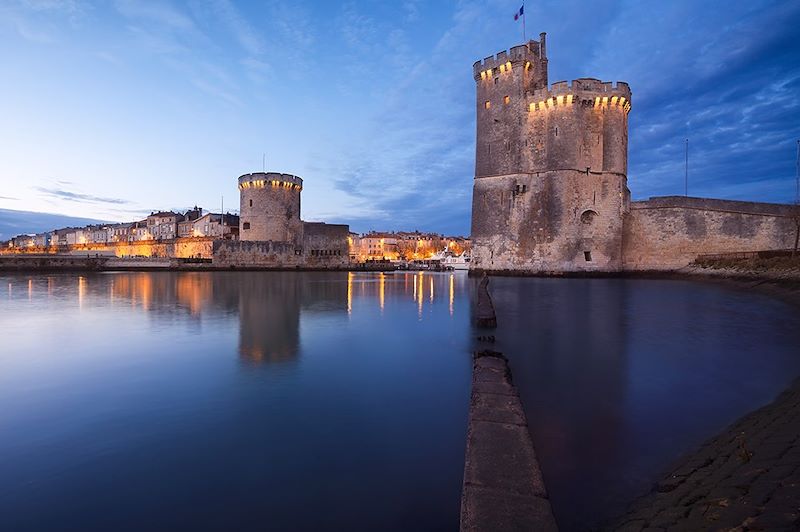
(460, 350), (557, 531)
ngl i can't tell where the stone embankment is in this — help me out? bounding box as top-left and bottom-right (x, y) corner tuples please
(460, 350), (557, 531)
(609, 378), (800, 531)
(475, 274), (497, 328)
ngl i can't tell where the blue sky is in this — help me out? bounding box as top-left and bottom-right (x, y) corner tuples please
(0, 0), (798, 235)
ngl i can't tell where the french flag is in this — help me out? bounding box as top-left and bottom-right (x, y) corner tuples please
(513, 5), (524, 21)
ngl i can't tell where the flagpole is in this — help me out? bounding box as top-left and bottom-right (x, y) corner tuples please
(522, 1), (526, 42)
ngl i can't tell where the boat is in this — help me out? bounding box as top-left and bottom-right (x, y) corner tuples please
(442, 251), (471, 270)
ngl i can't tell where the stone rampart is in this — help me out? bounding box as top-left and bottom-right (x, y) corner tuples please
(471, 170), (629, 273)
(212, 240), (302, 268)
(0, 238), (215, 259)
(302, 222), (350, 268)
(623, 197), (797, 270)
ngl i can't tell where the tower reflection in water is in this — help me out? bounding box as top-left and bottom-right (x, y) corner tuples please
(28, 270), (466, 365)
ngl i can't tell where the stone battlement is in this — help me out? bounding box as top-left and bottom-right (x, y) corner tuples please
(472, 34), (547, 80)
(632, 196), (797, 217)
(238, 172), (303, 191)
(528, 79), (631, 112)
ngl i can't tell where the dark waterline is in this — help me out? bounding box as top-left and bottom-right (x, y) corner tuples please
(489, 277), (800, 531)
(2, 273), (800, 531)
(0, 271), (473, 531)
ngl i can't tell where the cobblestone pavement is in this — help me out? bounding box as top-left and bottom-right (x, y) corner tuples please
(609, 379), (800, 531)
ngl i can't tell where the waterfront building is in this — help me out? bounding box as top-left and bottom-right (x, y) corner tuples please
(177, 207), (203, 238)
(132, 221), (152, 241)
(10, 234), (35, 249)
(65, 228), (89, 246)
(147, 211), (180, 241)
(33, 232), (52, 247)
(191, 213), (239, 239)
(87, 225), (110, 244)
(108, 223), (133, 243)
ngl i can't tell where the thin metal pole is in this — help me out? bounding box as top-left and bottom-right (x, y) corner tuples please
(795, 139), (799, 204)
(262, 153), (265, 172)
(685, 138), (689, 197)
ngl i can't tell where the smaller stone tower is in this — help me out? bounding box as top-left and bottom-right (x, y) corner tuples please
(238, 172), (303, 244)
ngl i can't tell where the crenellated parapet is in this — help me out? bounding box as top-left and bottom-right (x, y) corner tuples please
(528, 79), (631, 113)
(238, 172), (303, 191)
(473, 33), (548, 83)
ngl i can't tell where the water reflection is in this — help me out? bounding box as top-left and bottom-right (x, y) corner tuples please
(490, 278), (800, 531)
(4, 271), (469, 367)
(0, 271), (472, 532)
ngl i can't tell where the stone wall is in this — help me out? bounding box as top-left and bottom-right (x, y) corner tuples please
(1, 238), (215, 259)
(302, 222), (350, 268)
(471, 170), (629, 273)
(212, 223), (350, 269)
(212, 240), (303, 268)
(623, 197), (798, 270)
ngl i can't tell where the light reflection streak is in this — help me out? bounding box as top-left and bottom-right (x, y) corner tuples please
(347, 272), (353, 315)
(78, 276), (85, 309)
(449, 274), (454, 316)
(417, 272), (423, 318)
(379, 272), (385, 313)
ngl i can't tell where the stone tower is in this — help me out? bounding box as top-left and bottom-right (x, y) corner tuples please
(470, 33), (632, 273)
(238, 172), (303, 245)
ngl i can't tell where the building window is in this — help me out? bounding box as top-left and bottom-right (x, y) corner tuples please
(243, 222), (250, 230)
(484, 100), (491, 110)
(584, 251), (592, 262)
(504, 95), (510, 105)
(249, 199), (253, 207)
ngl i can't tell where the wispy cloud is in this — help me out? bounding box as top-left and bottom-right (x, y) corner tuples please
(34, 186), (131, 205)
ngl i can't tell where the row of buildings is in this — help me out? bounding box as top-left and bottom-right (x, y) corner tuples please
(6, 208), (239, 250)
(3, 205), (469, 264)
(348, 231), (471, 262)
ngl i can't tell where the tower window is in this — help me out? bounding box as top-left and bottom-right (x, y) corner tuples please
(243, 222), (250, 230)
(580, 210), (598, 224)
(584, 251), (592, 262)
(249, 199), (253, 207)
(555, 127), (559, 137)
(504, 95), (510, 105)
(484, 100), (491, 109)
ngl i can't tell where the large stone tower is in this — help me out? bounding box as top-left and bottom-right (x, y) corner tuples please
(238, 172), (303, 245)
(470, 34), (632, 273)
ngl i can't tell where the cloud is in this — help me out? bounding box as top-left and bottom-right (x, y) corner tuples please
(34, 186), (132, 205)
(206, 0), (265, 56)
(114, 0), (195, 31)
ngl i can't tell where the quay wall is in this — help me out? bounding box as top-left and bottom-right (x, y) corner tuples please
(1, 238), (215, 259)
(0, 255), (110, 271)
(623, 197), (797, 271)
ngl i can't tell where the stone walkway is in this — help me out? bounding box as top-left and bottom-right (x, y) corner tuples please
(460, 351), (557, 531)
(609, 379), (800, 531)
